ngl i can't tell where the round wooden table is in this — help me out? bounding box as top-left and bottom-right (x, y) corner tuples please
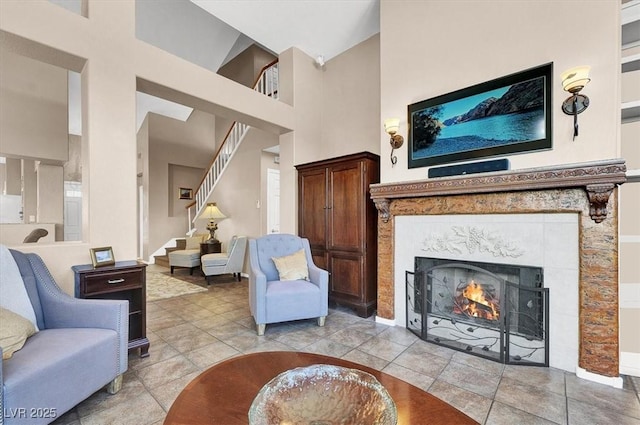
(164, 351), (478, 425)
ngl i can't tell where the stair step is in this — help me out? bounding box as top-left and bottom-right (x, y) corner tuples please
(154, 255), (170, 268)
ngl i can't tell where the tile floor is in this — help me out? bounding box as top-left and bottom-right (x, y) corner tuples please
(53, 267), (640, 425)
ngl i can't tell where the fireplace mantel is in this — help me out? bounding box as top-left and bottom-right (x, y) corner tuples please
(370, 159), (627, 379)
(371, 159), (626, 223)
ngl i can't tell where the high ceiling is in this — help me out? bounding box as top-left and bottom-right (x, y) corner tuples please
(191, 0), (380, 62)
(62, 0), (381, 136)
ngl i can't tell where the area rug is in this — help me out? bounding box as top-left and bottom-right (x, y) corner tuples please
(146, 271), (208, 302)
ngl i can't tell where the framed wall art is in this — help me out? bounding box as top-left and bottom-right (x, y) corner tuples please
(179, 187), (193, 200)
(408, 63), (552, 169)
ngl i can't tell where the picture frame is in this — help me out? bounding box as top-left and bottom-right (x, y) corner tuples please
(90, 246), (115, 268)
(179, 187), (193, 200)
(408, 63), (552, 169)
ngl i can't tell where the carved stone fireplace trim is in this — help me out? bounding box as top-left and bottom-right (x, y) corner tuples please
(370, 159), (626, 377)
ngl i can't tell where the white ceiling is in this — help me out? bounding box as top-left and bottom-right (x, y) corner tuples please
(191, 0), (380, 62)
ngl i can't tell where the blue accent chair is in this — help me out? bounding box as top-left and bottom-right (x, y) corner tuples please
(1, 250), (129, 425)
(248, 234), (329, 336)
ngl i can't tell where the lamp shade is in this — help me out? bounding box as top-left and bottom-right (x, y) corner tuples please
(561, 66), (591, 92)
(384, 118), (400, 135)
(199, 203), (227, 221)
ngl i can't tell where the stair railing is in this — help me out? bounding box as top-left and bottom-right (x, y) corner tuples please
(186, 60), (279, 233)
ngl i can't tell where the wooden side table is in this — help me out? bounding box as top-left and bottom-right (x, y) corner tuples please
(200, 241), (222, 256)
(72, 261), (150, 357)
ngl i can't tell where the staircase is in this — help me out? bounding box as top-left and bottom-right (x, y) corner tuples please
(187, 60), (279, 228)
(153, 238), (186, 268)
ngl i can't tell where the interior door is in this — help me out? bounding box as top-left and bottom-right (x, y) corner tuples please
(63, 181), (82, 241)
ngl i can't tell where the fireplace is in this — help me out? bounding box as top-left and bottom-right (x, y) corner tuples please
(406, 258), (548, 366)
(370, 159), (626, 385)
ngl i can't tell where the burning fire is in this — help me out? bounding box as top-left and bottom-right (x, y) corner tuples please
(453, 279), (500, 320)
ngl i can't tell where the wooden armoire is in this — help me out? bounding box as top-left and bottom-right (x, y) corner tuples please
(296, 152), (380, 317)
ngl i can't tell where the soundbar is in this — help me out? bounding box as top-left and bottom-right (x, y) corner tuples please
(428, 158), (510, 178)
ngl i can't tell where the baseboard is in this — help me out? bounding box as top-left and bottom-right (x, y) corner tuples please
(375, 316), (396, 326)
(620, 351), (640, 377)
(576, 366), (624, 388)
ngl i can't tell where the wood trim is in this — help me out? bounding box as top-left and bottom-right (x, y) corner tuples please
(371, 159), (627, 223)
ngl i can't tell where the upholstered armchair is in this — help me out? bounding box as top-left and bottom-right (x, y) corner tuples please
(201, 236), (248, 284)
(248, 234), (329, 336)
(1, 247), (128, 424)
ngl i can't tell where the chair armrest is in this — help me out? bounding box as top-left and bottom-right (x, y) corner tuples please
(249, 260), (268, 323)
(308, 264), (329, 293)
(43, 291), (128, 332)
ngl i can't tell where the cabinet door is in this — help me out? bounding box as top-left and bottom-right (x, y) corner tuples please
(328, 252), (364, 300)
(298, 167), (328, 255)
(328, 161), (363, 253)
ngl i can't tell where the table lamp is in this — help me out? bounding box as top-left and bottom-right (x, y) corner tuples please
(199, 202), (227, 244)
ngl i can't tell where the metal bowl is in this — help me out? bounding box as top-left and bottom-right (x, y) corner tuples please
(248, 364), (397, 425)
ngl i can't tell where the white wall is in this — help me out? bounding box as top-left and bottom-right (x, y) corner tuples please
(321, 34), (381, 159)
(206, 127), (279, 270)
(0, 50), (69, 163)
(0, 0), (293, 294)
(379, 0), (620, 184)
(278, 38), (381, 234)
(145, 112), (214, 258)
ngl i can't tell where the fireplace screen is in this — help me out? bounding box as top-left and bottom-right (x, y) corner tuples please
(407, 258), (548, 366)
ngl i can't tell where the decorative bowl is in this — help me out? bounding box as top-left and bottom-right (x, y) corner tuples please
(248, 364), (397, 425)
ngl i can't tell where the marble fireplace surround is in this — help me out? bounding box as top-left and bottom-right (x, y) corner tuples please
(370, 159), (626, 383)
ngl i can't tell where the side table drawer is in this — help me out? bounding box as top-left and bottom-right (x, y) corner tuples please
(83, 269), (143, 295)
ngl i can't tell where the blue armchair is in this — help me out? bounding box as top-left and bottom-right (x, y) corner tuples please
(249, 234), (329, 336)
(1, 249), (129, 424)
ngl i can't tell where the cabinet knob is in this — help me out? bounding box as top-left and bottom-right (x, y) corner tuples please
(107, 278), (125, 284)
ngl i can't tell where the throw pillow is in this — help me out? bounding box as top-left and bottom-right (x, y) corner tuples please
(0, 307), (36, 359)
(0, 245), (39, 331)
(272, 249), (309, 281)
(185, 235), (203, 250)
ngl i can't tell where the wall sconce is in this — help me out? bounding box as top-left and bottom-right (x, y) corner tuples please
(561, 66), (591, 140)
(384, 118), (404, 165)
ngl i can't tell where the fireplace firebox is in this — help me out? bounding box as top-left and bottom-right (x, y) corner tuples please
(407, 257), (548, 366)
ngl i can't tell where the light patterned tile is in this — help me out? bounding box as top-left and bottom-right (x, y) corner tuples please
(502, 364), (566, 396)
(495, 377), (567, 424)
(79, 392), (165, 425)
(148, 371), (202, 411)
(381, 363), (434, 392)
(487, 401), (560, 425)
(565, 374), (640, 419)
(567, 398), (640, 425)
(136, 355), (198, 388)
(376, 326), (420, 346)
(438, 360), (501, 398)
(357, 336), (408, 362)
(302, 339), (354, 358)
(428, 379), (492, 424)
(341, 349), (389, 371)
(76, 372), (146, 417)
(185, 340), (241, 369)
(392, 345), (450, 378)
